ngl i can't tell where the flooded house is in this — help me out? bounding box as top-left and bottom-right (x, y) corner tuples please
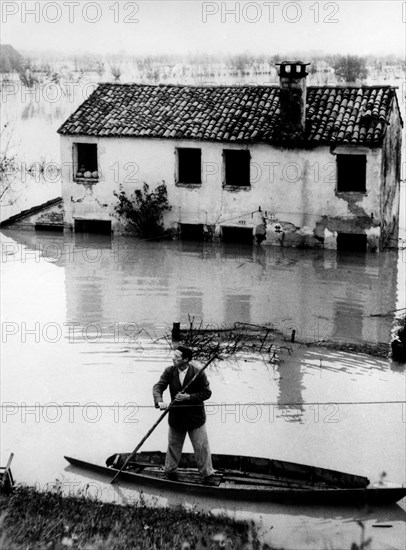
(58, 61), (403, 251)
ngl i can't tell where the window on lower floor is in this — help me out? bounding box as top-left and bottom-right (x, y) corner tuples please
(177, 148), (201, 184)
(75, 143), (99, 180)
(337, 233), (367, 252)
(221, 226), (253, 243)
(224, 150), (250, 187)
(336, 154), (366, 193)
(180, 223), (204, 240)
(74, 219), (111, 234)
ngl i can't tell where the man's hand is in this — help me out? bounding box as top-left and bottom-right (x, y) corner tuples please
(158, 402), (169, 410)
(174, 392), (190, 402)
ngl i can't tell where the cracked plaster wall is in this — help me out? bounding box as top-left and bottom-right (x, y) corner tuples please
(60, 135), (392, 249)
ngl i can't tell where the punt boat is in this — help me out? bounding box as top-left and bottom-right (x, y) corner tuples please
(65, 451), (406, 505)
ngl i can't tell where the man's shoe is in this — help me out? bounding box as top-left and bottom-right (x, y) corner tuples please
(164, 471), (178, 481)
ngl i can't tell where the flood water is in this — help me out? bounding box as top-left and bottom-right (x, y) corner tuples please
(1, 230), (405, 550)
(1, 72), (405, 549)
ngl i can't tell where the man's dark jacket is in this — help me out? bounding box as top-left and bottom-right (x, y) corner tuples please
(153, 363), (212, 431)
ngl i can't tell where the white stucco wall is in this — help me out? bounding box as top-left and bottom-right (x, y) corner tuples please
(60, 135), (383, 248)
(379, 103), (403, 247)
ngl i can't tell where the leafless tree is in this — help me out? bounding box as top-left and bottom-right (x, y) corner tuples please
(0, 123), (19, 205)
(110, 63), (122, 82)
(331, 55), (368, 83)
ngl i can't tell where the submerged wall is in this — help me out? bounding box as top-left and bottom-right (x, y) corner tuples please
(60, 134), (389, 249)
(380, 103), (403, 248)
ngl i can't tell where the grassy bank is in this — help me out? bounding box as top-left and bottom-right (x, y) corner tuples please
(0, 485), (275, 550)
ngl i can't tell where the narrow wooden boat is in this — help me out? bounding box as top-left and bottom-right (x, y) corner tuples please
(65, 451), (406, 505)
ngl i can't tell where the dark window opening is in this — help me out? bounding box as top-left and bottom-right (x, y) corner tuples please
(337, 155), (366, 192)
(180, 223), (204, 241)
(337, 233), (367, 252)
(74, 219), (111, 234)
(75, 144), (98, 179)
(35, 224), (63, 232)
(177, 148), (201, 184)
(224, 150), (250, 187)
(221, 226), (253, 243)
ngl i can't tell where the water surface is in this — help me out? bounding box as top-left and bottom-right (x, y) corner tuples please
(1, 231), (405, 549)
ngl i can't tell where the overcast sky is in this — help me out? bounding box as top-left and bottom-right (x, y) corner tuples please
(1, 0), (405, 57)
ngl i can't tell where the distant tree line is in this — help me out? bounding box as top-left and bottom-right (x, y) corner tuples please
(3, 45), (405, 85)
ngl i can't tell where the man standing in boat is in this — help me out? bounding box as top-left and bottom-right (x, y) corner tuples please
(153, 346), (216, 483)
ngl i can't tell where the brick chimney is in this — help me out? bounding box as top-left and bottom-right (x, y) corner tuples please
(276, 61), (309, 136)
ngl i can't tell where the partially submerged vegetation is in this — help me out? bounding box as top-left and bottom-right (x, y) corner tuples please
(0, 485), (273, 550)
(171, 317), (288, 363)
(113, 182), (172, 239)
(170, 317), (391, 361)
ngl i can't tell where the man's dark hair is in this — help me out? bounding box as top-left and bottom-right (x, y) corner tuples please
(176, 346), (193, 361)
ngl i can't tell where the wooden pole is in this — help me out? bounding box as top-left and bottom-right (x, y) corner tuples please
(171, 322), (181, 340)
(110, 353), (218, 484)
(4, 453), (14, 471)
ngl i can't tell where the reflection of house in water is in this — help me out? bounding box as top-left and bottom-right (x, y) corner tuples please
(332, 251), (398, 344)
(60, 238), (254, 332)
(224, 294), (251, 326)
(334, 300), (364, 343)
(274, 359), (305, 422)
(257, 246), (399, 346)
(179, 290), (203, 325)
(63, 234), (113, 328)
(0, 231), (399, 347)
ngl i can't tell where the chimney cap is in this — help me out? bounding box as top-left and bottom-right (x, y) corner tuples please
(276, 61), (310, 78)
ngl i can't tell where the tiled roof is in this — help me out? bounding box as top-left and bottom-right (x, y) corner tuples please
(57, 83), (399, 146)
(0, 197), (63, 228)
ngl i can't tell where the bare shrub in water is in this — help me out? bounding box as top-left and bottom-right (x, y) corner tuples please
(113, 181), (171, 239)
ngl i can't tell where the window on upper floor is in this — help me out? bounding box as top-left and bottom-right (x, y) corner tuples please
(336, 154), (366, 193)
(74, 143), (99, 180)
(223, 150), (250, 187)
(177, 148), (202, 184)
